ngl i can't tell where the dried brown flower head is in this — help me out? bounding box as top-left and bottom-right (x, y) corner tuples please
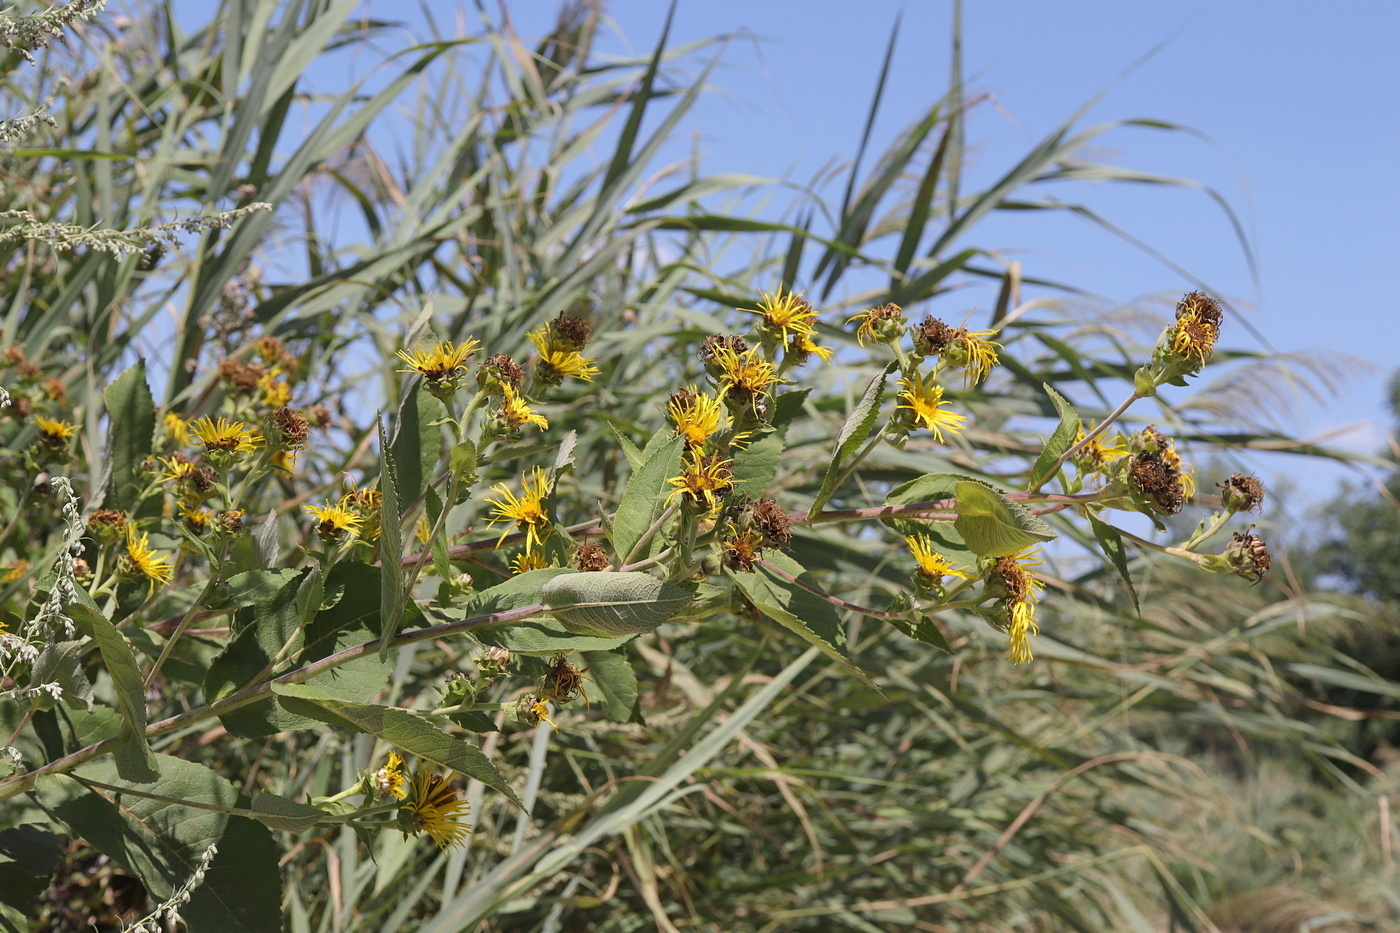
(573, 542), (609, 572)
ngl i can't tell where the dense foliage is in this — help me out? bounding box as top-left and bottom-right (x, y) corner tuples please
(1, 2), (1396, 931)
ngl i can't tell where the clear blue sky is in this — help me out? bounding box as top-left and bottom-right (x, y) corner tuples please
(167, 1), (1400, 511)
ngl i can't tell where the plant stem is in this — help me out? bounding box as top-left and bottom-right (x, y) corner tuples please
(1029, 389), (1142, 494)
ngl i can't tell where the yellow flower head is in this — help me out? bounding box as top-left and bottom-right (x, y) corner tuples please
(1072, 422), (1129, 474)
(2, 559), (31, 583)
(990, 547), (1045, 665)
(790, 331), (834, 362)
(187, 416), (263, 454)
(396, 338), (481, 382)
(499, 384), (549, 432)
(741, 287), (818, 344)
(666, 386), (723, 449)
(896, 371), (968, 443)
(402, 766), (472, 849)
(33, 416), (78, 447)
(510, 549), (551, 575)
(121, 527), (173, 585)
(258, 370), (292, 408)
(711, 344), (780, 404)
(340, 486), (383, 541)
(162, 411), (188, 443)
(666, 452), (735, 513)
(905, 536), (969, 582)
(947, 328), (1002, 386)
(1169, 291), (1222, 367)
(846, 302), (906, 347)
(483, 466), (552, 552)
(179, 506), (213, 536)
(374, 751), (409, 800)
(528, 326), (600, 384)
(305, 502), (364, 543)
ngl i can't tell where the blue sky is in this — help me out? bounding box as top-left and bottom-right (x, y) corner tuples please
(167, 1), (1400, 512)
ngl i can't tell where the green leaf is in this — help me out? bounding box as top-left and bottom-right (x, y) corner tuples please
(378, 416), (405, 660)
(455, 569), (635, 655)
(424, 486), (452, 583)
(811, 362), (896, 515)
(581, 649), (639, 723)
(31, 640), (93, 712)
(390, 388), (442, 506)
(1088, 513), (1140, 614)
(728, 552), (877, 690)
(247, 793), (325, 833)
(611, 426), (645, 472)
(881, 472), (977, 568)
(611, 434), (684, 562)
(66, 592), (159, 784)
(216, 562), (390, 737)
(888, 612), (953, 653)
(729, 388), (810, 498)
(0, 824), (62, 932)
(103, 361), (157, 515)
(449, 439), (477, 486)
(1028, 383), (1082, 490)
(953, 481), (1058, 556)
(34, 755), (282, 933)
(543, 571), (694, 638)
(271, 683), (522, 808)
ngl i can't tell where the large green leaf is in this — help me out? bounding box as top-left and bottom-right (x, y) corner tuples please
(102, 360), (157, 515)
(65, 592), (158, 784)
(611, 434), (685, 563)
(389, 387), (443, 507)
(729, 388), (810, 498)
(810, 362), (896, 515)
(881, 472), (977, 567)
(0, 824), (61, 932)
(581, 649), (640, 723)
(271, 683), (522, 808)
(543, 571), (693, 638)
(953, 481), (1058, 557)
(34, 755), (282, 933)
(728, 552), (876, 689)
(378, 416), (406, 659)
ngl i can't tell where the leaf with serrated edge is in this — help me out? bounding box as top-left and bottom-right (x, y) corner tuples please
(378, 416), (405, 660)
(611, 435), (684, 562)
(271, 682), (522, 808)
(953, 480), (1057, 556)
(811, 362), (896, 515)
(66, 592), (158, 783)
(1028, 383), (1082, 490)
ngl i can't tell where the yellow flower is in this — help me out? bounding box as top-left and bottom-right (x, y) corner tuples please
(1169, 291), (1222, 366)
(121, 527), (173, 585)
(258, 370), (292, 408)
(305, 502), (364, 543)
(510, 550), (551, 574)
(666, 452), (734, 513)
(845, 302), (906, 347)
(33, 416), (78, 447)
(401, 765), (472, 849)
(711, 344), (780, 402)
(483, 467), (552, 552)
(2, 559), (30, 583)
(949, 328), (1001, 385)
(1072, 422), (1129, 473)
(528, 326), (600, 383)
(530, 698), (556, 727)
(162, 411), (188, 443)
(791, 331), (834, 362)
(896, 371), (968, 442)
(179, 506), (213, 536)
(666, 386), (723, 449)
(374, 751), (408, 800)
(499, 384), (549, 431)
(740, 287), (819, 345)
(396, 338), (481, 381)
(187, 416), (263, 454)
(905, 536), (969, 581)
(991, 547), (1045, 665)
(340, 487), (382, 541)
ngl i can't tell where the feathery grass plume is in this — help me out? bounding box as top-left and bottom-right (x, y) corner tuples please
(0, 0), (106, 64)
(0, 203), (271, 255)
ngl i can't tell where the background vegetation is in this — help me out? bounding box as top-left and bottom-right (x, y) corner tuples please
(1, 1), (1396, 930)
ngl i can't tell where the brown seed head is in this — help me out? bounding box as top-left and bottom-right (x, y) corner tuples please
(1129, 452), (1185, 515)
(573, 542), (610, 572)
(699, 334), (747, 365)
(751, 498), (792, 547)
(478, 353), (525, 391)
(913, 317), (957, 356)
(539, 653), (588, 705)
(2, 346), (25, 367)
(1225, 529), (1272, 583)
(551, 314), (593, 350)
(1217, 474), (1265, 514)
(271, 407), (310, 450)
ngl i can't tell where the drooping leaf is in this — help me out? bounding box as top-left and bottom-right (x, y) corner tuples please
(103, 361), (158, 515)
(1028, 383), (1082, 490)
(953, 480), (1057, 556)
(581, 649), (640, 723)
(378, 416), (405, 660)
(390, 388), (442, 506)
(246, 793), (325, 833)
(811, 362), (896, 515)
(729, 553), (877, 690)
(271, 683), (522, 808)
(543, 571), (694, 638)
(611, 434), (685, 563)
(1089, 513), (1141, 615)
(65, 592), (158, 784)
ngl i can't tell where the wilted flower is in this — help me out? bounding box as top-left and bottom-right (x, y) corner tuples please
(847, 302), (907, 347)
(400, 765), (472, 849)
